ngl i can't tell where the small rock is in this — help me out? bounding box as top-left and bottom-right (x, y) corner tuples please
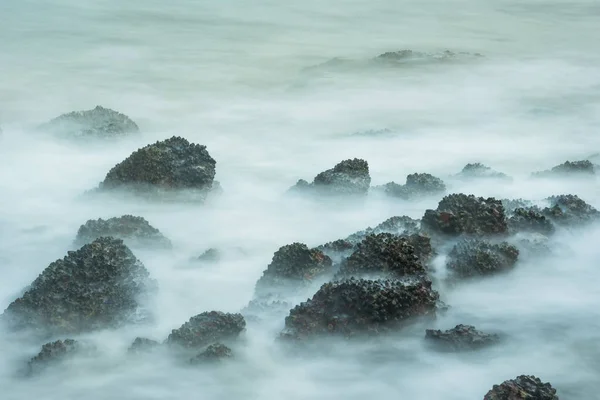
(542, 194), (600, 225)
(446, 239), (519, 280)
(378, 173), (446, 200)
(508, 208), (555, 236)
(26, 339), (82, 375)
(484, 375), (559, 399)
(128, 337), (160, 354)
(425, 324), (500, 352)
(457, 163), (510, 180)
(189, 343), (232, 364)
(195, 248), (221, 264)
(166, 311), (245, 349)
(289, 158), (371, 196)
(533, 160), (596, 178)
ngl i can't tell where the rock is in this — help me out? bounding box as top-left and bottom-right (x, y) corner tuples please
(289, 158), (371, 196)
(128, 337), (160, 354)
(97, 136), (216, 199)
(421, 194), (508, 236)
(2, 237), (155, 336)
(316, 239), (356, 262)
(281, 278), (440, 340)
(446, 239), (519, 280)
(345, 215), (421, 244)
(241, 299), (293, 323)
(542, 194), (600, 225)
(510, 233), (552, 259)
(335, 233), (427, 280)
(255, 243), (333, 297)
(74, 215), (172, 249)
(457, 163), (510, 180)
(166, 311), (245, 349)
(39, 105), (139, 139)
(189, 343), (232, 364)
(533, 160), (596, 178)
(26, 339), (82, 375)
(508, 208), (555, 236)
(502, 198), (535, 214)
(378, 173), (446, 200)
(484, 375), (559, 399)
(373, 50), (483, 64)
(425, 324), (500, 352)
(195, 248), (221, 264)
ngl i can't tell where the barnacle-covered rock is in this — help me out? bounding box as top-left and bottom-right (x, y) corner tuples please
(1, 237), (156, 336)
(508, 208), (555, 236)
(533, 160), (596, 178)
(425, 324), (499, 352)
(542, 194), (600, 225)
(39, 105), (139, 139)
(281, 278), (440, 340)
(456, 163), (510, 180)
(128, 337), (160, 354)
(26, 339), (82, 375)
(379, 173), (446, 200)
(189, 343), (232, 364)
(289, 158), (371, 196)
(97, 136), (216, 199)
(484, 375), (559, 399)
(254, 243), (333, 297)
(74, 215), (172, 249)
(166, 311), (245, 349)
(446, 239), (519, 280)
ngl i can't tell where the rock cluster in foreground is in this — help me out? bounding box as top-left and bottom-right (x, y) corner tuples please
(484, 375), (559, 399)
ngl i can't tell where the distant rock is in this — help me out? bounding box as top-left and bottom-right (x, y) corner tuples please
(510, 232), (552, 259)
(97, 136), (216, 200)
(501, 198), (535, 214)
(288, 158), (371, 196)
(425, 324), (500, 352)
(542, 194), (600, 225)
(446, 239), (519, 280)
(166, 311), (245, 349)
(344, 215), (421, 244)
(532, 160), (596, 178)
(377, 173), (446, 200)
(194, 248), (221, 264)
(316, 239), (356, 263)
(508, 207), (555, 236)
(373, 49), (483, 65)
(241, 299), (293, 323)
(189, 343), (232, 364)
(128, 337), (160, 354)
(484, 375), (559, 399)
(281, 278), (440, 340)
(421, 194), (508, 237)
(1, 237), (155, 336)
(26, 339), (83, 376)
(39, 105), (139, 140)
(456, 163), (511, 180)
(74, 215), (172, 249)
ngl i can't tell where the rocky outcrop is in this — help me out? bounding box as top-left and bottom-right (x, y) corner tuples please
(26, 339), (83, 375)
(189, 343), (232, 364)
(74, 215), (172, 249)
(446, 239), (519, 280)
(533, 160), (596, 178)
(378, 173), (446, 200)
(194, 248), (221, 264)
(542, 194), (600, 225)
(456, 163), (510, 180)
(484, 375), (559, 399)
(289, 158), (371, 196)
(166, 311), (245, 349)
(128, 337), (160, 354)
(2, 237), (155, 336)
(508, 208), (555, 236)
(425, 324), (499, 352)
(281, 278), (440, 340)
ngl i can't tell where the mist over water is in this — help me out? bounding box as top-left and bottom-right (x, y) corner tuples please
(1, 0), (600, 398)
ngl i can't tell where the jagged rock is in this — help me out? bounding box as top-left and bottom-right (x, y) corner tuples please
(421, 194), (508, 236)
(289, 158), (371, 196)
(254, 244), (333, 297)
(26, 339), (82, 375)
(457, 163), (510, 180)
(97, 136), (216, 199)
(335, 234), (427, 280)
(166, 311), (245, 349)
(425, 324), (500, 352)
(281, 278), (440, 340)
(484, 375), (559, 399)
(379, 173), (446, 200)
(74, 215), (172, 249)
(189, 343), (232, 364)
(508, 208), (555, 236)
(533, 160), (596, 177)
(1, 237), (155, 336)
(38, 105), (139, 139)
(128, 337), (160, 354)
(195, 248), (221, 264)
(446, 239), (519, 280)
(542, 195), (600, 225)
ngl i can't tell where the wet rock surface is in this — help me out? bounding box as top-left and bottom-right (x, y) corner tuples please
(189, 343), (232, 364)
(457, 163), (510, 180)
(38, 105), (140, 139)
(74, 215), (172, 249)
(425, 324), (500, 352)
(533, 160), (596, 177)
(484, 375), (559, 400)
(378, 173), (446, 200)
(446, 239), (519, 280)
(281, 278), (440, 340)
(166, 311), (246, 349)
(508, 207), (555, 236)
(289, 158), (371, 196)
(2, 237), (155, 336)
(26, 339), (82, 375)
(542, 194), (600, 225)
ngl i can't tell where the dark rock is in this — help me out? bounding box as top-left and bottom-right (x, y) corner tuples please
(316, 239), (356, 262)
(128, 337), (160, 354)
(289, 158), (371, 196)
(457, 163), (510, 180)
(425, 324), (500, 352)
(533, 160), (596, 178)
(195, 248), (221, 264)
(379, 173), (446, 200)
(542, 194), (600, 225)
(74, 215), (172, 249)
(281, 278), (440, 340)
(97, 136), (216, 199)
(484, 375), (559, 399)
(189, 343), (232, 364)
(446, 239), (519, 280)
(508, 208), (555, 236)
(39, 105), (139, 139)
(166, 311), (245, 349)
(26, 339), (81, 375)
(2, 237), (155, 336)
(421, 194), (508, 236)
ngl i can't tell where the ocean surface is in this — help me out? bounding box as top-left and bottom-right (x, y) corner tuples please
(1, 1), (600, 399)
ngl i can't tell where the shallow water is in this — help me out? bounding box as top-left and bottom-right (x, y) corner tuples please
(1, 0), (600, 399)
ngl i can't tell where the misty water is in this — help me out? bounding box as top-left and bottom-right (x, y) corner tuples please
(1, 0), (600, 398)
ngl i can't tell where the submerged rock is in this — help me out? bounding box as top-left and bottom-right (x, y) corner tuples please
(97, 136), (216, 200)
(508, 207), (555, 236)
(128, 337), (160, 354)
(2, 237), (155, 336)
(446, 239), (519, 280)
(166, 311), (245, 349)
(425, 324), (500, 352)
(39, 105), (139, 139)
(289, 158), (371, 196)
(484, 375), (559, 399)
(457, 163), (510, 180)
(26, 339), (82, 375)
(189, 343), (232, 364)
(281, 278), (440, 340)
(533, 160), (596, 178)
(542, 194), (600, 225)
(373, 49), (483, 64)
(378, 173), (446, 200)
(74, 215), (172, 249)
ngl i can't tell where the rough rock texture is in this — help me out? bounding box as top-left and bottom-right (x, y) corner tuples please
(2, 237), (155, 336)
(457, 163), (510, 180)
(380, 173), (446, 199)
(484, 375), (559, 400)
(508, 208), (555, 236)
(26, 339), (81, 375)
(98, 136), (216, 197)
(316, 239), (356, 262)
(422, 194), (508, 236)
(446, 239), (519, 280)
(290, 158), (371, 196)
(254, 243), (333, 296)
(335, 234), (427, 280)
(189, 343), (232, 364)
(128, 337), (160, 354)
(166, 311), (245, 349)
(281, 278), (440, 339)
(74, 215), (172, 249)
(425, 324), (500, 352)
(39, 105), (139, 139)
(533, 160), (596, 177)
(542, 194), (600, 225)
